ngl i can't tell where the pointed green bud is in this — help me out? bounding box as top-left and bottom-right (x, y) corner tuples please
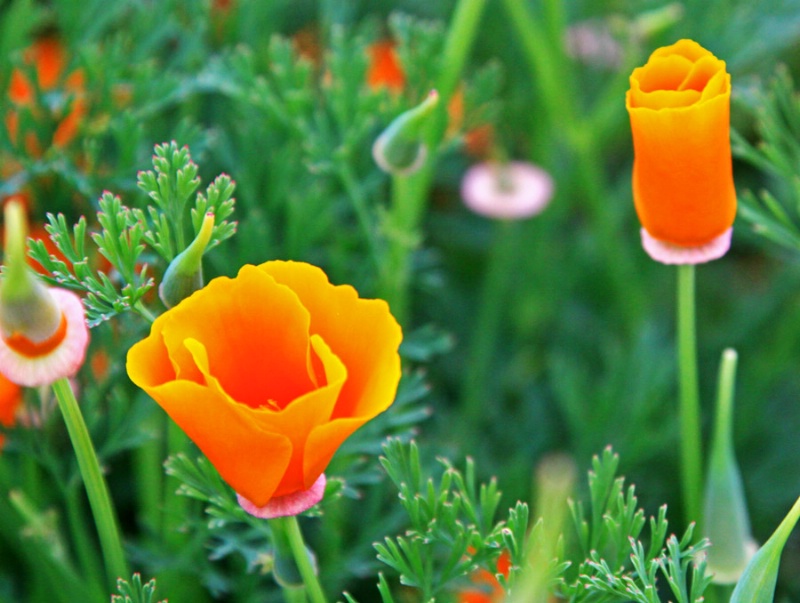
(372, 90), (439, 176)
(158, 212), (214, 309)
(0, 201), (62, 342)
(730, 495), (800, 603)
(632, 3), (684, 39)
(703, 349), (757, 584)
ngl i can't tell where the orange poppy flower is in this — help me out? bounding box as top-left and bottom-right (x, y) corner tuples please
(367, 40), (405, 92)
(458, 550), (511, 603)
(626, 39), (736, 247)
(126, 261), (403, 509)
(0, 372), (22, 450)
(6, 36), (86, 153)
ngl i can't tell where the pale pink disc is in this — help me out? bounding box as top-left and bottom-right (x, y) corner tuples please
(237, 474), (327, 519)
(0, 288), (89, 387)
(640, 228), (733, 265)
(461, 161), (554, 220)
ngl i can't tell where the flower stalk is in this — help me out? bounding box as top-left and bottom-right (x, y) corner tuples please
(270, 516), (329, 603)
(677, 263), (702, 525)
(52, 377), (128, 585)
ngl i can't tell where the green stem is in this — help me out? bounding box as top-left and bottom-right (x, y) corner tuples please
(162, 418), (191, 544)
(677, 264), (702, 525)
(500, 0), (644, 331)
(134, 301), (157, 323)
(52, 377), (128, 585)
(377, 0), (487, 325)
(271, 516), (329, 603)
(337, 161), (381, 271)
(461, 220), (519, 436)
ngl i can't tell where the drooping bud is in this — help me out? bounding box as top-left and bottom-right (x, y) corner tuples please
(730, 496), (800, 603)
(372, 90), (439, 176)
(0, 201), (62, 342)
(0, 201), (88, 386)
(159, 212), (215, 309)
(703, 348), (757, 584)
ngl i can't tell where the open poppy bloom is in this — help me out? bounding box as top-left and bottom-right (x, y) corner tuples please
(127, 261), (403, 516)
(626, 39), (736, 264)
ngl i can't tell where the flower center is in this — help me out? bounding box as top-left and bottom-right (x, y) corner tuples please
(4, 312), (68, 358)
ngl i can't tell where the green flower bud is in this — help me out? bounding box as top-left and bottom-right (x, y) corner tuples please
(703, 349), (757, 584)
(372, 90), (439, 175)
(159, 212), (214, 309)
(0, 201), (61, 342)
(730, 496), (800, 603)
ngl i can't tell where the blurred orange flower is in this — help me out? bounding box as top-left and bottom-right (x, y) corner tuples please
(6, 36), (86, 154)
(127, 261), (403, 509)
(0, 372), (22, 451)
(626, 39), (736, 247)
(366, 40), (405, 92)
(458, 550), (510, 603)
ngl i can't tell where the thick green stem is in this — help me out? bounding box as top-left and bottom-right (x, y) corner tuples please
(677, 264), (702, 524)
(271, 516), (329, 603)
(52, 377), (128, 585)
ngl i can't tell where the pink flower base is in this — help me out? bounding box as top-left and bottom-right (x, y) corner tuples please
(640, 228), (733, 265)
(0, 288), (89, 387)
(461, 161), (554, 220)
(237, 474), (327, 519)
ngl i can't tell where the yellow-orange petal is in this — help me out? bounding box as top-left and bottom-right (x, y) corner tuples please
(185, 334), (347, 498)
(626, 40), (736, 246)
(157, 266), (317, 408)
(257, 261), (403, 420)
(135, 378), (294, 507)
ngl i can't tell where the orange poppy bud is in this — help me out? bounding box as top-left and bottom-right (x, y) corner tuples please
(626, 40), (736, 253)
(126, 261), (402, 512)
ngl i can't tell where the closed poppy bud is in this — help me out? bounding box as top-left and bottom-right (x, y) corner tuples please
(159, 212), (215, 309)
(0, 201), (88, 386)
(373, 90), (439, 176)
(626, 39), (736, 264)
(127, 261), (402, 516)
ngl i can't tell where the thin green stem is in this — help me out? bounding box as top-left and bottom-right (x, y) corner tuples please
(52, 377), (128, 585)
(337, 161), (381, 270)
(461, 221), (519, 437)
(677, 264), (702, 525)
(284, 516), (329, 603)
(134, 300), (157, 323)
(270, 516), (329, 603)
